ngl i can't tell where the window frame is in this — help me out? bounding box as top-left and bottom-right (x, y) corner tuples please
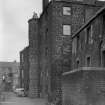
(63, 24), (71, 36)
(76, 58), (80, 68)
(86, 56), (91, 67)
(86, 25), (93, 44)
(72, 38), (77, 54)
(63, 6), (71, 16)
(77, 35), (80, 51)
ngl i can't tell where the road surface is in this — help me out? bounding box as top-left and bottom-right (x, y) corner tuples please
(0, 92), (46, 105)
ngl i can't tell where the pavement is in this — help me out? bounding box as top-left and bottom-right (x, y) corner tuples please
(0, 92), (46, 105)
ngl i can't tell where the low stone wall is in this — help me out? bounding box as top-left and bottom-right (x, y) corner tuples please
(62, 67), (105, 105)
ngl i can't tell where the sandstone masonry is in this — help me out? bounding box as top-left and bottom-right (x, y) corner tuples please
(20, 0), (105, 104)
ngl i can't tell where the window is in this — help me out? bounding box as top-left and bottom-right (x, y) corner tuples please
(77, 35), (80, 50)
(72, 38), (77, 54)
(76, 59), (80, 68)
(87, 26), (91, 43)
(45, 28), (48, 40)
(89, 25), (93, 44)
(102, 50), (105, 67)
(76, 34), (82, 51)
(63, 7), (71, 15)
(103, 15), (105, 34)
(63, 25), (71, 35)
(86, 25), (93, 44)
(86, 56), (91, 67)
(45, 47), (48, 56)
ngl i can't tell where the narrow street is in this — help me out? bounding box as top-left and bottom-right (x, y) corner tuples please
(0, 92), (46, 105)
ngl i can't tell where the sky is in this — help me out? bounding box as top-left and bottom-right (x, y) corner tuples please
(0, 0), (105, 62)
(0, 0), (42, 62)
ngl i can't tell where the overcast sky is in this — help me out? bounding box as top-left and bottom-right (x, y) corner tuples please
(0, 0), (105, 62)
(0, 0), (42, 62)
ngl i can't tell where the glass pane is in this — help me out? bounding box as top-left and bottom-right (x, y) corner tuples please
(63, 7), (71, 15)
(63, 25), (71, 35)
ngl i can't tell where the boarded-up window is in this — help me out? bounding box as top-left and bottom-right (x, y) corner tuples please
(63, 25), (71, 35)
(63, 7), (71, 15)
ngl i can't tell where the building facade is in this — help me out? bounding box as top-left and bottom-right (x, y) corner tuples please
(0, 61), (19, 91)
(72, 5), (105, 69)
(20, 46), (29, 95)
(62, 5), (105, 105)
(20, 0), (105, 104)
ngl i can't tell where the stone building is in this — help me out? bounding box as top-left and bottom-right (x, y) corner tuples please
(20, 0), (105, 104)
(72, 5), (105, 69)
(62, 5), (105, 105)
(20, 46), (29, 95)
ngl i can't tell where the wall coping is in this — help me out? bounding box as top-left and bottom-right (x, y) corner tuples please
(63, 67), (105, 76)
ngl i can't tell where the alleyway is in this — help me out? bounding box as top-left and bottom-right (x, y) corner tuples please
(0, 92), (46, 105)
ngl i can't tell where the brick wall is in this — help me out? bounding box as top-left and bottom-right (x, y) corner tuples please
(28, 18), (40, 98)
(22, 47), (29, 95)
(72, 14), (103, 69)
(25, 0), (105, 102)
(49, 1), (101, 104)
(39, 8), (51, 97)
(20, 51), (23, 88)
(62, 68), (105, 105)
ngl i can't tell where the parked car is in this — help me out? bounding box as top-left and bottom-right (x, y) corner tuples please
(14, 88), (25, 97)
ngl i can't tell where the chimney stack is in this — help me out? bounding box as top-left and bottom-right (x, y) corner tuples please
(43, 0), (49, 11)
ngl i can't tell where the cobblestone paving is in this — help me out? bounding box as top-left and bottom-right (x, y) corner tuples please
(0, 92), (46, 105)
